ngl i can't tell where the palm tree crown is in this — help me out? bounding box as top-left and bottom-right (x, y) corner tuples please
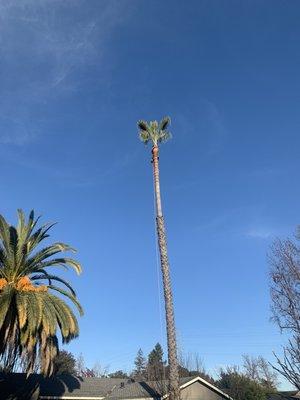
(138, 116), (171, 146)
(0, 210), (83, 375)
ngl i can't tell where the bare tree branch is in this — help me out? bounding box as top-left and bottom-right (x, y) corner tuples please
(269, 235), (300, 389)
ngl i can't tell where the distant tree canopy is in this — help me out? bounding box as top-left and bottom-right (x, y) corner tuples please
(186, 369), (215, 384)
(148, 343), (164, 366)
(109, 370), (129, 379)
(133, 349), (147, 380)
(53, 351), (76, 375)
(147, 343), (165, 381)
(217, 367), (269, 400)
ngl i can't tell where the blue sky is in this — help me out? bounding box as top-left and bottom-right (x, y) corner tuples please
(0, 0), (299, 389)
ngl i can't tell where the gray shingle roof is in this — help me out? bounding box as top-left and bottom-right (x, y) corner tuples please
(267, 392), (300, 400)
(0, 373), (198, 399)
(106, 378), (193, 400)
(0, 373), (127, 398)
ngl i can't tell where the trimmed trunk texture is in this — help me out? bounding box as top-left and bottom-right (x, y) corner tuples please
(152, 145), (180, 400)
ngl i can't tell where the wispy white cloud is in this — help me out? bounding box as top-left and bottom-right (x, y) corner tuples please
(245, 223), (293, 240)
(194, 205), (283, 241)
(245, 228), (273, 239)
(0, 0), (131, 145)
(194, 206), (257, 237)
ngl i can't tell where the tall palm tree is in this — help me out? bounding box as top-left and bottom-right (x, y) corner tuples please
(138, 117), (180, 400)
(0, 210), (83, 376)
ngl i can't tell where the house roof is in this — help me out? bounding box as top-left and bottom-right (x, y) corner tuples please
(0, 374), (230, 400)
(106, 376), (194, 400)
(0, 373), (125, 399)
(267, 392), (300, 400)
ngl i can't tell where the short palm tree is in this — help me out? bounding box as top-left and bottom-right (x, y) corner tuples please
(138, 117), (179, 400)
(0, 210), (83, 375)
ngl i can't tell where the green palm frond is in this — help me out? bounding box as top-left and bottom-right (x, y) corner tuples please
(137, 120), (148, 131)
(0, 287), (13, 330)
(138, 120), (150, 144)
(47, 285), (83, 315)
(31, 257), (82, 275)
(151, 120), (158, 130)
(16, 209), (26, 235)
(0, 210), (83, 376)
(24, 243), (76, 274)
(139, 130), (150, 143)
(25, 222), (56, 254)
(0, 215), (11, 254)
(159, 130), (172, 143)
(159, 116), (171, 131)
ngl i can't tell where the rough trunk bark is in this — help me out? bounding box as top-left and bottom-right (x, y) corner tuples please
(152, 145), (180, 400)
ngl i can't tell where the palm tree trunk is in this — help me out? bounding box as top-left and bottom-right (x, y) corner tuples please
(151, 145), (180, 400)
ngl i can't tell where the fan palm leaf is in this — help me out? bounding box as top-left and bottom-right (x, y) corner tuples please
(0, 210), (83, 376)
(137, 116), (172, 146)
(137, 120), (148, 131)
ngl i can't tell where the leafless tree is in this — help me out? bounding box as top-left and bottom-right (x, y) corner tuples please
(242, 355), (278, 390)
(92, 362), (110, 377)
(243, 355), (258, 381)
(269, 235), (300, 389)
(272, 338), (300, 390)
(178, 351), (204, 373)
(177, 351), (214, 384)
(75, 353), (86, 376)
(193, 353), (206, 375)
